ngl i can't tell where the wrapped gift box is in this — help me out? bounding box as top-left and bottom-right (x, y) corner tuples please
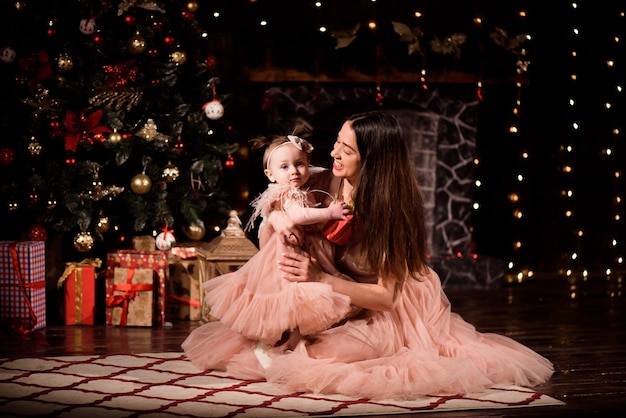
(105, 250), (168, 326)
(58, 259), (101, 325)
(168, 258), (202, 321)
(107, 267), (157, 326)
(0, 241), (46, 331)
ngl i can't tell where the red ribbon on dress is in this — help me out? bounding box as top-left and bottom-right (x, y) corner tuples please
(1, 242), (49, 345)
(321, 215), (355, 245)
(106, 268), (153, 326)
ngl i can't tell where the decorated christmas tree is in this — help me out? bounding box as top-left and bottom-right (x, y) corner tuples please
(0, 0), (238, 255)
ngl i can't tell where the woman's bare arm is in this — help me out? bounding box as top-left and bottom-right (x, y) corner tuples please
(278, 251), (395, 311)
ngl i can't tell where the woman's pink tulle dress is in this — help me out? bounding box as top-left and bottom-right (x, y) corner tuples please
(182, 172), (553, 400)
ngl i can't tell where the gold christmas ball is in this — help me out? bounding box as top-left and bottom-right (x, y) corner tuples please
(169, 49), (187, 65)
(73, 231), (94, 252)
(130, 173), (152, 194)
(96, 215), (110, 233)
(186, 1), (199, 13)
(161, 161), (180, 183)
(57, 53), (74, 72)
(128, 32), (147, 54)
(27, 137), (42, 157)
(183, 221), (206, 241)
(108, 129), (122, 143)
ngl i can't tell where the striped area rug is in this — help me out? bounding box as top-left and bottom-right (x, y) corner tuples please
(0, 352), (563, 417)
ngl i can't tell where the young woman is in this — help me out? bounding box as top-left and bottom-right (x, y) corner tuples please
(183, 111), (553, 400)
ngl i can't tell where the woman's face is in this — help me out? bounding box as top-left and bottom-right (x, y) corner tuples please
(331, 121), (361, 183)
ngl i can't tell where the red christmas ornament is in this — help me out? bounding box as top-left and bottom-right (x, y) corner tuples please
(79, 18), (97, 35)
(181, 10), (194, 21)
(206, 54), (216, 70)
(0, 147), (15, 165)
(29, 191), (40, 205)
(164, 36), (176, 47)
(28, 224), (47, 241)
(124, 14), (136, 27)
(174, 137), (184, 152)
(225, 155), (235, 169)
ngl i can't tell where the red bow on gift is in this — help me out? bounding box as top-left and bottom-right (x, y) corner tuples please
(106, 268), (153, 326)
(63, 108), (111, 152)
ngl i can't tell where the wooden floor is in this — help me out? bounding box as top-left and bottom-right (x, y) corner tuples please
(1, 276), (624, 417)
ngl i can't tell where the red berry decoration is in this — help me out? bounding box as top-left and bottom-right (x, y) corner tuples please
(124, 14), (136, 26)
(29, 224), (48, 241)
(0, 147), (15, 165)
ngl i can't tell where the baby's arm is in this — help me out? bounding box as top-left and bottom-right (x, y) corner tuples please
(284, 200), (350, 226)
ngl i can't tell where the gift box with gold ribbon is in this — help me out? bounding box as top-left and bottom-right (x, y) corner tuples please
(57, 258), (102, 325)
(0, 241), (46, 332)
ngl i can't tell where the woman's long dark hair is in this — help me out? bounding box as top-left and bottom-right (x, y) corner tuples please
(348, 111), (429, 291)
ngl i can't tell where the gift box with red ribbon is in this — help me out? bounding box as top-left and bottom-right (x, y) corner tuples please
(105, 250), (168, 326)
(0, 241), (46, 332)
(167, 258), (202, 321)
(57, 258), (102, 325)
(107, 267), (157, 326)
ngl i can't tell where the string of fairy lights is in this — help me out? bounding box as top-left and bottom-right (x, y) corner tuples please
(602, 6), (624, 297)
(560, 2), (624, 298)
(502, 6), (532, 284)
(561, 2), (584, 286)
(239, 1), (624, 287)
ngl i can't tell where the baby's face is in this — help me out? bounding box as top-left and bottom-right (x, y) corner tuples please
(264, 144), (310, 187)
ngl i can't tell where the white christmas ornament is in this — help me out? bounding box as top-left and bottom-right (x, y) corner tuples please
(79, 18), (97, 35)
(202, 99), (224, 120)
(156, 230), (176, 251)
(0, 46), (16, 63)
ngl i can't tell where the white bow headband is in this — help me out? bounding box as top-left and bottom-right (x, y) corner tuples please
(266, 135), (314, 168)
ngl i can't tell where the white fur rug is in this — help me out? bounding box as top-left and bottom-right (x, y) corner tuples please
(0, 352), (563, 417)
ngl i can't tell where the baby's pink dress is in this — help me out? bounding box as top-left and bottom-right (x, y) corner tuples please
(203, 183), (353, 345)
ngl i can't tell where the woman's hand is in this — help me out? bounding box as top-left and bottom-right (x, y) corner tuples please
(266, 210), (303, 246)
(278, 251), (322, 282)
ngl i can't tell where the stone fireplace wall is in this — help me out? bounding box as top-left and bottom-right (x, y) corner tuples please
(262, 83), (503, 288)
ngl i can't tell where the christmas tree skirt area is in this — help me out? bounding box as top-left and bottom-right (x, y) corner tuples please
(0, 352), (563, 417)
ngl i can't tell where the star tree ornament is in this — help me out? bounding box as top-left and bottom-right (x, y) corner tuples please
(27, 136), (42, 157)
